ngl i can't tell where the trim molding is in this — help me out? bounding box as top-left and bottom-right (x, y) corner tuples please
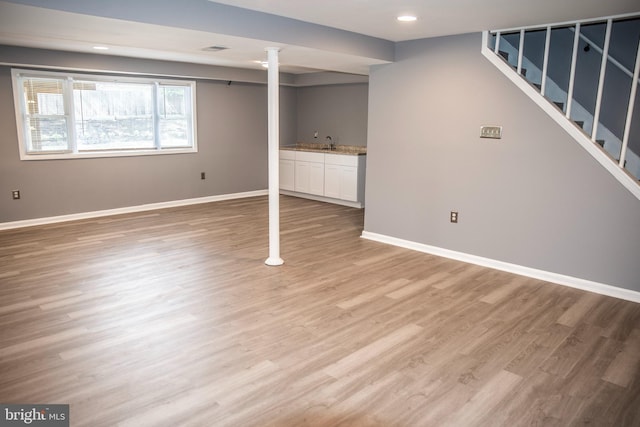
(361, 231), (640, 304)
(0, 190), (268, 231)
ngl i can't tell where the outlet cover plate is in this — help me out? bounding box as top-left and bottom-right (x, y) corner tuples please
(480, 125), (502, 139)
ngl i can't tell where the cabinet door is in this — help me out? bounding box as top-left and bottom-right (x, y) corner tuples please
(324, 164), (341, 199)
(279, 159), (295, 191)
(309, 162), (325, 195)
(340, 166), (358, 201)
(295, 161), (310, 193)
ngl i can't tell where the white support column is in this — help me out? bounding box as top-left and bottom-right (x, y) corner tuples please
(494, 32), (501, 55)
(592, 19), (612, 141)
(265, 47), (284, 267)
(620, 39), (640, 168)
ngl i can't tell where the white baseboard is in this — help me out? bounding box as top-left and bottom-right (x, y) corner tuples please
(361, 231), (640, 304)
(0, 190), (268, 231)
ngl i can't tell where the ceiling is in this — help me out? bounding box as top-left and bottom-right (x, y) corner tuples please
(212, 0), (639, 42)
(0, 0), (638, 76)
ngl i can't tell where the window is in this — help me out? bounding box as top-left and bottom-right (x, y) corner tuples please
(12, 69), (197, 159)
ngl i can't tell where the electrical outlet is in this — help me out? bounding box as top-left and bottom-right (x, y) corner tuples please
(12, 190), (20, 200)
(450, 211), (458, 223)
(201, 172), (206, 180)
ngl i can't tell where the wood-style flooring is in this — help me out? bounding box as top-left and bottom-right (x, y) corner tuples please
(0, 195), (639, 426)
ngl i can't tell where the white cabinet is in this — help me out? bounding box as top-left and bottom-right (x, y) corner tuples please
(279, 150), (295, 191)
(294, 151), (324, 196)
(324, 164), (341, 199)
(309, 162), (325, 195)
(324, 154), (362, 202)
(294, 161), (310, 193)
(340, 166), (358, 201)
(280, 149), (366, 207)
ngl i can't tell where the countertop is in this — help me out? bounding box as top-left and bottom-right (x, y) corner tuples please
(280, 143), (366, 156)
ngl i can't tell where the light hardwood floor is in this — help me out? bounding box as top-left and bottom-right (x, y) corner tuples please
(1, 195), (639, 426)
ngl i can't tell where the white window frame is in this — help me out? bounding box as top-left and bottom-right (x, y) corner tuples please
(11, 68), (198, 160)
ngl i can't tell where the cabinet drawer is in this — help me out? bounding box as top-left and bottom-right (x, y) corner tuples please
(279, 149), (296, 160)
(324, 153), (358, 167)
(295, 151), (325, 163)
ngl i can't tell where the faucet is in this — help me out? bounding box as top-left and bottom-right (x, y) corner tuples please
(325, 136), (335, 151)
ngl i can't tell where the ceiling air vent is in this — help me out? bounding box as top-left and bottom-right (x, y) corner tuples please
(201, 45), (229, 52)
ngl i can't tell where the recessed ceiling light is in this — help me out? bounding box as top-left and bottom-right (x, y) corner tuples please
(397, 15), (417, 22)
(254, 60), (269, 68)
(92, 46), (109, 50)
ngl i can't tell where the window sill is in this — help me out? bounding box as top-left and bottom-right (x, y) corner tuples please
(19, 147), (198, 161)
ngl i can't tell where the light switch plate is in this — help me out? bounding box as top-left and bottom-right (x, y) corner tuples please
(480, 125), (502, 139)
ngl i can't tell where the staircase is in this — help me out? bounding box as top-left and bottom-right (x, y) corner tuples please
(481, 13), (640, 200)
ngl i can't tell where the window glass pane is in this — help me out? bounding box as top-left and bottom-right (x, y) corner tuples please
(22, 77), (65, 115)
(160, 119), (190, 147)
(158, 85), (188, 117)
(74, 81), (154, 150)
(21, 77), (69, 153)
(37, 93), (65, 115)
(26, 117), (69, 152)
(158, 85), (191, 147)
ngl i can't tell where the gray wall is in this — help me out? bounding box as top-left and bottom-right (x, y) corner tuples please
(295, 83), (368, 146)
(0, 57), (297, 222)
(364, 32), (640, 291)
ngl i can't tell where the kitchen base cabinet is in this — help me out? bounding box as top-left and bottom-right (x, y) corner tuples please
(324, 164), (341, 199)
(279, 150), (295, 191)
(340, 166), (358, 202)
(280, 149), (366, 208)
(309, 162), (325, 196)
(324, 154), (362, 202)
(293, 151), (324, 196)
